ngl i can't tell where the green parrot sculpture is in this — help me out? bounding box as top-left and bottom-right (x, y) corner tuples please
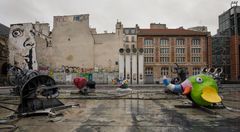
(163, 74), (222, 106)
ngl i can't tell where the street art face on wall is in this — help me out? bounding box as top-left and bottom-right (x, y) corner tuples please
(9, 24), (38, 70)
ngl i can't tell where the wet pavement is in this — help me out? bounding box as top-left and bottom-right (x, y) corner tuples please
(0, 87), (240, 132)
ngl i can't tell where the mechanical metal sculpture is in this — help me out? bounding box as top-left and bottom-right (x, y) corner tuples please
(171, 63), (188, 84)
(7, 66), (64, 115)
(8, 66), (39, 95)
(163, 67), (223, 106)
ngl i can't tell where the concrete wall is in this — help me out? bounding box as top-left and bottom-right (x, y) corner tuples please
(51, 14), (94, 68)
(92, 72), (118, 84)
(34, 23), (53, 67)
(35, 35), (53, 67)
(93, 28), (123, 72)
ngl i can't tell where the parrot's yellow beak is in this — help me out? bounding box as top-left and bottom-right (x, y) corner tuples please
(201, 86), (222, 103)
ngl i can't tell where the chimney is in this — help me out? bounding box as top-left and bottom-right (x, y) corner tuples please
(150, 23), (167, 29)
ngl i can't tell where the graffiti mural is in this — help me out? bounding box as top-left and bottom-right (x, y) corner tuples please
(8, 24), (38, 70)
(62, 65), (94, 73)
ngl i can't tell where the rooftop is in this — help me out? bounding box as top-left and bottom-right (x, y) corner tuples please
(138, 28), (209, 36)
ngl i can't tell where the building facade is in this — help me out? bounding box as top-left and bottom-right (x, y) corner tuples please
(137, 24), (211, 83)
(123, 25), (139, 49)
(120, 25), (144, 84)
(52, 15), (95, 69)
(212, 35), (231, 79)
(213, 3), (240, 80)
(8, 14), (124, 84)
(52, 14), (124, 72)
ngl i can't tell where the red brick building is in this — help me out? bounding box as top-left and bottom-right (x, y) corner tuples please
(137, 24), (211, 83)
(230, 36), (240, 80)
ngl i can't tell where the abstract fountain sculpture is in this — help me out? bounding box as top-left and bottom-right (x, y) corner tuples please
(163, 67), (223, 106)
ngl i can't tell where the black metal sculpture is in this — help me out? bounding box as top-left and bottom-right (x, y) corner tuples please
(7, 66), (64, 115)
(17, 75), (63, 114)
(171, 63), (188, 84)
(8, 66), (39, 95)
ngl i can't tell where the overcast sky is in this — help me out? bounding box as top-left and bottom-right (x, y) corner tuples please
(0, 0), (236, 35)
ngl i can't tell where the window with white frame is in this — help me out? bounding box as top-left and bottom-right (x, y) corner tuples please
(160, 39), (169, 47)
(192, 48), (201, 54)
(144, 39), (153, 47)
(160, 57), (169, 63)
(176, 39), (184, 46)
(160, 48), (169, 54)
(161, 67), (169, 75)
(144, 57), (154, 63)
(192, 39), (200, 47)
(176, 57), (185, 63)
(144, 48), (154, 54)
(192, 57), (201, 63)
(176, 48), (185, 54)
(193, 67), (201, 75)
(145, 67), (153, 75)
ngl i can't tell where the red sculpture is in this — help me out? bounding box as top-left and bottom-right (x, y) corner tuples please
(73, 77), (87, 90)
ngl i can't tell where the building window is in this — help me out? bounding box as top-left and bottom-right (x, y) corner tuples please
(131, 29), (135, 34)
(144, 39), (153, 47)
(192, 48), (201, 53)
(47, 40), (52, 47)
(192, 57), (201, 63)
(124, 29), (129, 34)
(161, 67), (169, 75)
(145, 67), (153, 75)
(131, 44), (135, 49)
(160, 57), (169, 63)
(144, 57), (154, 63)
(176, 48), (185, 54)
(193, 67), (201, 75)
(192, 39), (200, 47)
(144, 48), (154, 54)
(131, 36), (135, 42)
(73, 16), (81, 21)
(160, 39), (169, 47)
(176, 39), (184, 46)
(126, 36), (129, 42)
(176, 57), (185, 63)
(160, 48), (169, 54)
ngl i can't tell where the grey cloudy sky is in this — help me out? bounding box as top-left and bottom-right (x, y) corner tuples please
(0, 0), (235, 34)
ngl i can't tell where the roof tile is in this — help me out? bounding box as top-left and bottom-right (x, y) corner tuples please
(138, 29), (208, 36)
